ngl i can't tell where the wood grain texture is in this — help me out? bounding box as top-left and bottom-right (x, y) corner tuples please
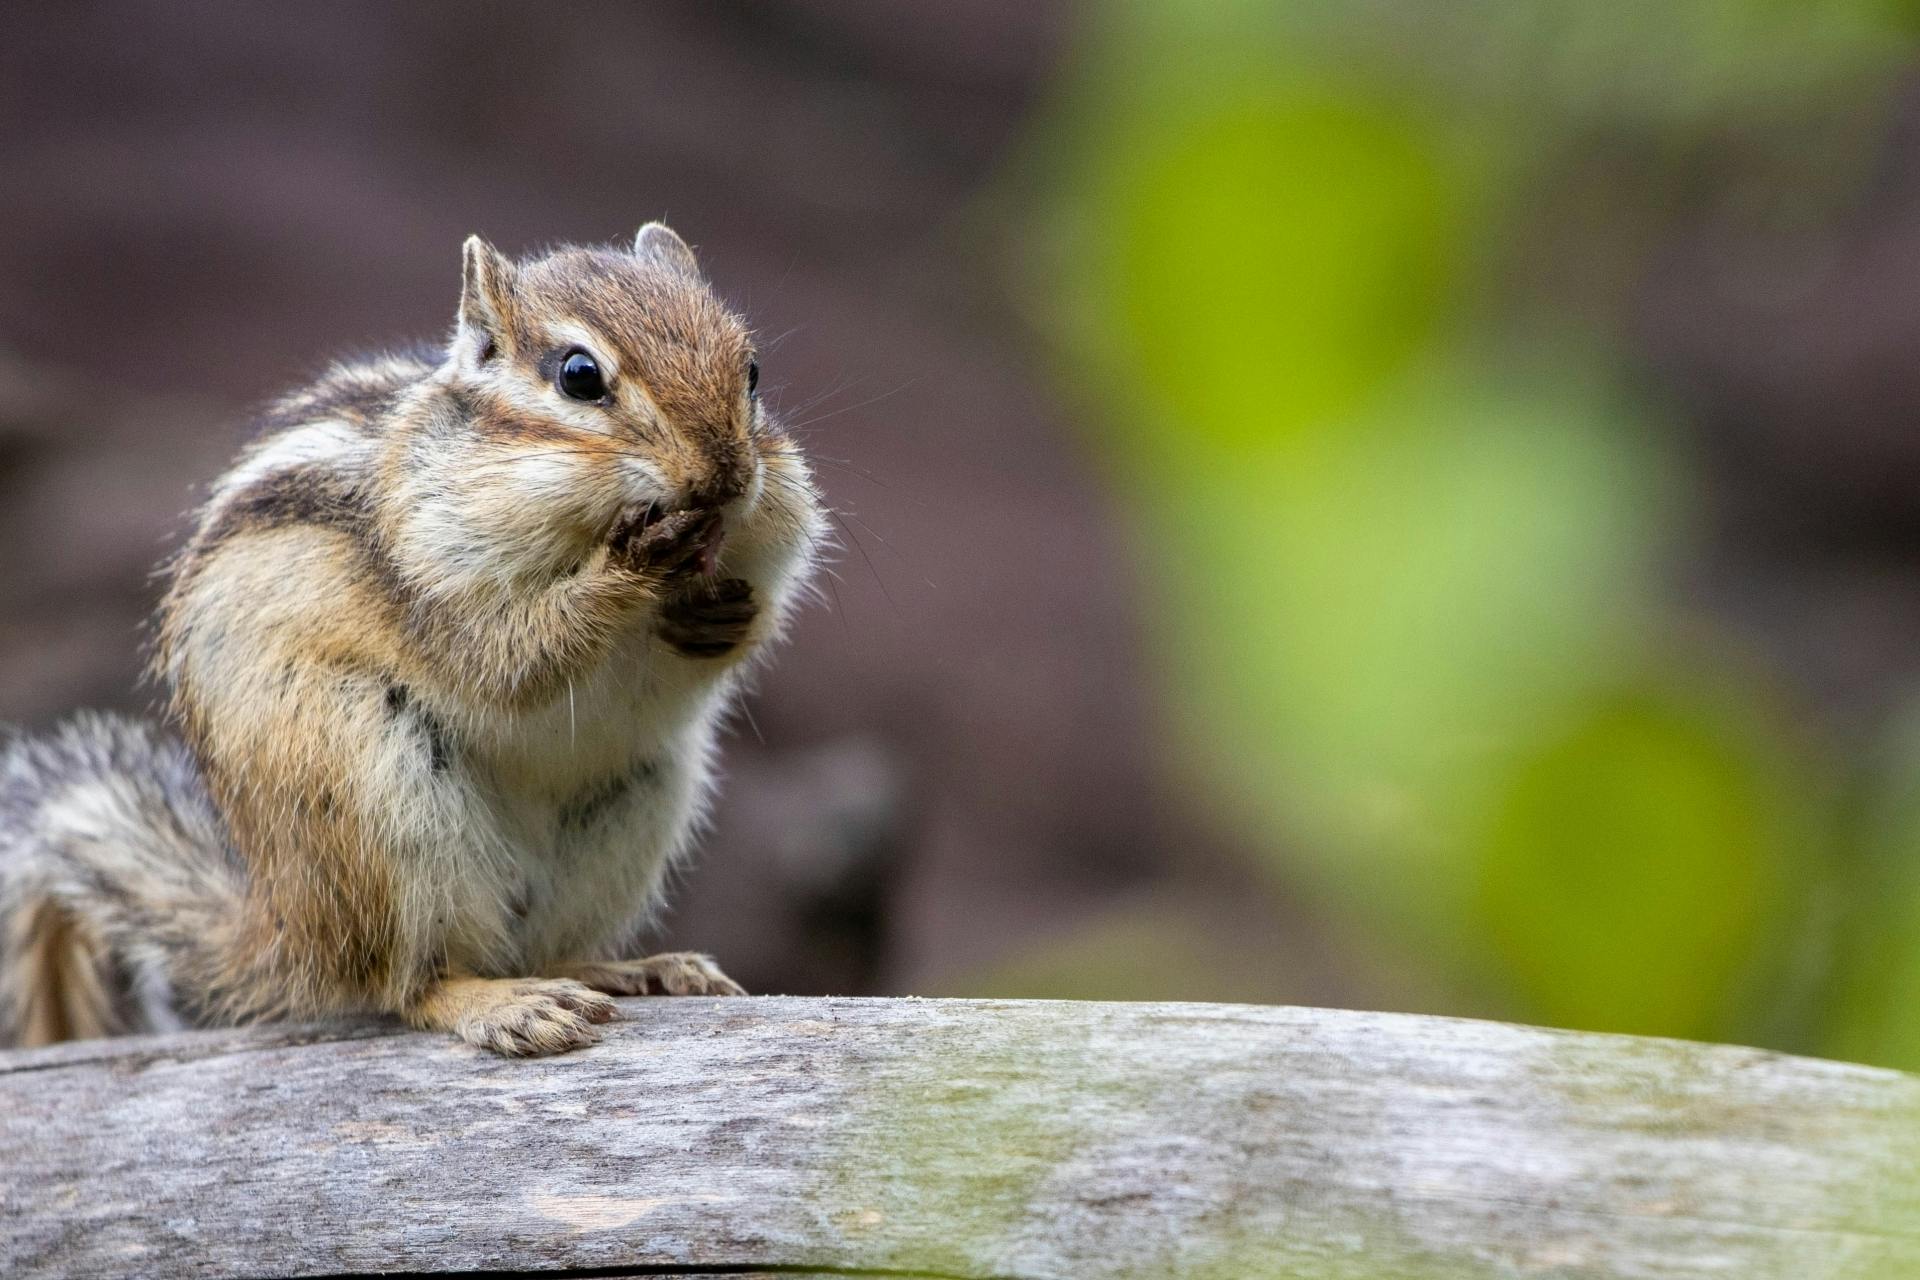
(3, 997), (1918, 1279)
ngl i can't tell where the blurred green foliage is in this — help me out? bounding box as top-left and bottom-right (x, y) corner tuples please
(1007, 0), (1920, 1062)
(1473, 683), (1807, 1039)
(1828, 699), (1920, 1066)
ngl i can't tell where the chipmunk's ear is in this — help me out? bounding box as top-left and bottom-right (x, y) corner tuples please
(632, 221), (702, 278)
(457, 235), (515, 359)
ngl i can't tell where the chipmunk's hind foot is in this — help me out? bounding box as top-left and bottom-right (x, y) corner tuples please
(560, 951), (746, 997)
(410, 975), (617, 1057)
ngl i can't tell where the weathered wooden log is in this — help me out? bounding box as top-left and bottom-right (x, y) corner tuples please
(3, 997), (1917, 1278)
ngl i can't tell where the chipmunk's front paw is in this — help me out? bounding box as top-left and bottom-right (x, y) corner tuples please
(658, 578), (757, 658)
(609, 506), (720, 580)
(423, 976), (618, 1057)
(560, 952), (747, 997)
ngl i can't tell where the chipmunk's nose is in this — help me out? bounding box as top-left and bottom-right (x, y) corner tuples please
(685, 446), (751, 513)
(687, 476), (743, 511)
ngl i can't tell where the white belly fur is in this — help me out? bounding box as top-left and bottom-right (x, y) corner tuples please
(448, 628), (729, 975)
(403, 506), (811, 978)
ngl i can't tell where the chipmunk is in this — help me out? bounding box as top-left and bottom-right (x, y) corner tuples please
(0, 223), (826, 1055)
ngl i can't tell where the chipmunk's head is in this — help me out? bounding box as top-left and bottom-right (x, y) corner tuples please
(407, 225), (817, 588)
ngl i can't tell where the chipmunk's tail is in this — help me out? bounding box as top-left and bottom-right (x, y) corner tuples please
(0, 713), (242, 1047)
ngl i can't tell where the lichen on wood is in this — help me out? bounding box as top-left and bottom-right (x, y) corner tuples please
(3, 997), (1918, 1279)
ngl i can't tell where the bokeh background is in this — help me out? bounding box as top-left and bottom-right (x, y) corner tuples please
(5, 1), (1920, 1070)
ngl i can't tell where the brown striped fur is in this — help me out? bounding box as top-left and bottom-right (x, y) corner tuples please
(7, 898), (120, 1045)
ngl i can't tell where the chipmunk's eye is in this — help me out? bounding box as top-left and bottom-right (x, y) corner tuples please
(557, 349), (607, 401)
(747, 360), (759, 397)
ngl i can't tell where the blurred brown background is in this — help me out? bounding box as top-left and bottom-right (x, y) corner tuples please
(0, 1), (1336, 1003)
(7, 3), (1920, 1053)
